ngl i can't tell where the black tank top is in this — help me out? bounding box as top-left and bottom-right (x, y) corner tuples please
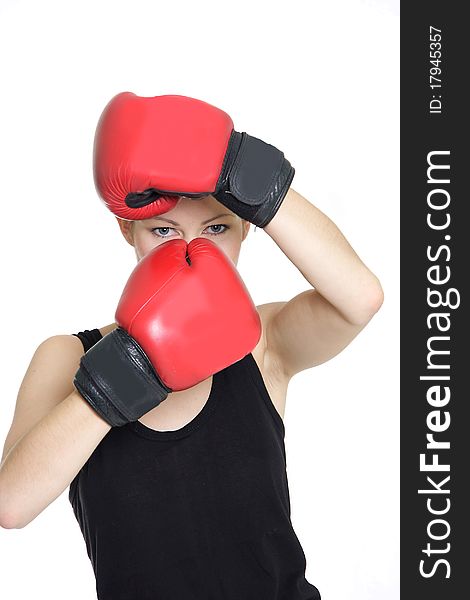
(69, 329), (320, 600)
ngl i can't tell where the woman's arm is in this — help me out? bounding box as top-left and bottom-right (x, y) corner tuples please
(0, 336), (111, 529)
(262, 187), (384, 378)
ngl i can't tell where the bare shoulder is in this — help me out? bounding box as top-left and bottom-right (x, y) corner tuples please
(26, 333), (85, 372)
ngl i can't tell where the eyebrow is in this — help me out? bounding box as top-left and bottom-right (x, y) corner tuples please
(149, 213), (235, 226)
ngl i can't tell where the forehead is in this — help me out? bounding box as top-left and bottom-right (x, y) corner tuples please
(144, 195), (236, 224)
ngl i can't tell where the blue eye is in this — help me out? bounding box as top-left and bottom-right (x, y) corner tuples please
(151, 227), (175, 238)
(205, 224), (228, 235)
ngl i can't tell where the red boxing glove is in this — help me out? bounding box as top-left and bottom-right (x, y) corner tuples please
(74, 238), (261, 426)
(115, 237), (261, 391)
(93, 92), (233, 220)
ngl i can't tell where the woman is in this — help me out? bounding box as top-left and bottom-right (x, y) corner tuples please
(0, 96), (383, 599)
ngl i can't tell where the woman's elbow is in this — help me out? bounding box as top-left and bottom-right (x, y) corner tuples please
(362, 280), (385, 322)
(0, 509), (24, 530)
(350, 279), (384, 326)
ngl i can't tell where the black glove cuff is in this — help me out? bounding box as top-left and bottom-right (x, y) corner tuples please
(214, 131), (295, 228)
(74, 328), (171, 427)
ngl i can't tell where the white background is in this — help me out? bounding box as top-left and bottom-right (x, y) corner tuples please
(0, 0), (399, 598)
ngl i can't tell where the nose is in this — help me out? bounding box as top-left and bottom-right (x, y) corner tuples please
(182, 233), (203, 244)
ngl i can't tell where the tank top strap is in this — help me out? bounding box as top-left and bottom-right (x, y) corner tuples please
(72, 328), (103, 352)
(241, 352), (285, 436)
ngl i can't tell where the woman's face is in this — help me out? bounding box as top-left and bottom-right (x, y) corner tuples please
(117, 195), (250, 264)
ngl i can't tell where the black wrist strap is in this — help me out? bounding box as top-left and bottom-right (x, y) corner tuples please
(214, 131), (295, 228)
(74, 328), (171, 427)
